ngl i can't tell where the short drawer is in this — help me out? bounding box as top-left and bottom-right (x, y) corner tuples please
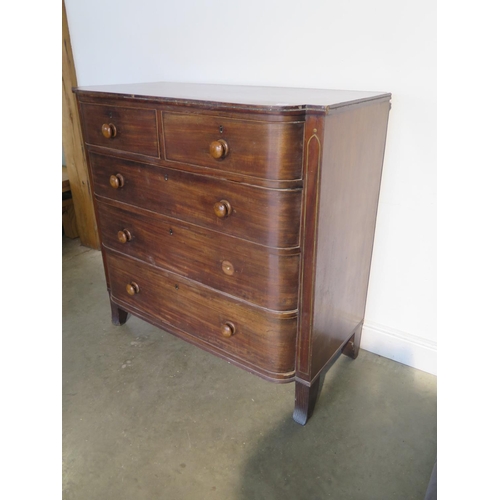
(106, 251), (297, 378)
(162, 112), (304, 181)
(80, 102), (159, 157)
(90, 153), (301, 248)
(98, 202), (300, 311)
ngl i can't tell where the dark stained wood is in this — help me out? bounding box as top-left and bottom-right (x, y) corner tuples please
(293, 377), (321, 425)
(75, 82), (391, 424)
(107, 250), (297, 380)
(75, 81), (390, 113)
(77, 97), (305, 190)
(308, 100), (391, 381)
(86, 143), (302, 190)
(341, 324), (362, 360)
(77, 94), (307, 122)
(110, 298), (129, 326)
(80, 102), (159, 157)
(90, 153), (302, 248)
(96, 200), (300, 311)
(163, 112), (304, 181)
(295, 113), (325, 382)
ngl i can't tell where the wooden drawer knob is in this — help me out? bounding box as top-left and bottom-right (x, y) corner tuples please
(214, 199), (232, 218)
(101, 123), (117, 138)
(109, 174), (125, 189)
(221, 260), (234, 276)
(221, 321), (235, 338)
(209, 139), (229, 159)
(126, 282), (140, 296)
(117, 229), (132, 244)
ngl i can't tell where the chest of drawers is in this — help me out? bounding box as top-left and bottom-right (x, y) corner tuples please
(75, 82), (391, 425)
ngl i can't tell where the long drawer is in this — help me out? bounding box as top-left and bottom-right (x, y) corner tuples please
(106, 251), (297, 378)
(90, 153), (302, 248)
(97, 201), (300, 311)
(163, 112), (304, 181)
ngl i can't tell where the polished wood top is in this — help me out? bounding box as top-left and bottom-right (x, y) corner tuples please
(74, 81), (390, 112)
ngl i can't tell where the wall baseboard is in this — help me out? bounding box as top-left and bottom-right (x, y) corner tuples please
(361, 321), (437, 376)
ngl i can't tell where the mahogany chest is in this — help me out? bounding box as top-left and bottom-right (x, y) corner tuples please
(74, 82), (391, 424)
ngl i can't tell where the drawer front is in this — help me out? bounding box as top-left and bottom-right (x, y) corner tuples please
(90, 153), (301, 248)
(106, 251), (297, 377)
(80, 103), (159, 157)
(98, 202), (299, 311)
(163, 112), (304, 181)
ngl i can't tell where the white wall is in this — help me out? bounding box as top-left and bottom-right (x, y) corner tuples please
(66, 0), (436, 375)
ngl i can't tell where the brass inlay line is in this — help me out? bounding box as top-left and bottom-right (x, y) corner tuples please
(298, 131), (322, 376)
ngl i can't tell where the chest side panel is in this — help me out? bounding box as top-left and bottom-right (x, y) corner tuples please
(309, 99), (391, 379)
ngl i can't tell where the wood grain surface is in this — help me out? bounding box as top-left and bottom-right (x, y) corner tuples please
(97, 200), (300, 311)
(90, 153), (302, 247)
(75, 82), (391, 423)
(62, 1), (99, 248)
(163, 112), (304, 180)
(107, 250), (297, 379)
(80, 103), (159, 157)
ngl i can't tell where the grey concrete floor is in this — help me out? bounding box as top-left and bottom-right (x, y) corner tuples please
(62, 236), (437, 500)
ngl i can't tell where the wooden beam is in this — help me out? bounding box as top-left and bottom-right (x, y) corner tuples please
(62, 166), (71, 193)
(62, 0), (99, 249)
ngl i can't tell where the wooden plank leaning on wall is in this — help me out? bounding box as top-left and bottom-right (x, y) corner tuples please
(62, 1), (99, 249)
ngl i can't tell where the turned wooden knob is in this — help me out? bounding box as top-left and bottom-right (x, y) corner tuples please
(221, 321), (235, 338)
(221, 260), (234, 276)
(101, 123), (117, 138)
(117, 229), (132, 244)
(126, 282), (140, 296)
(209, 139), (229, 159)
(213, 200), (232, 218)
(109, 174), (125, 189)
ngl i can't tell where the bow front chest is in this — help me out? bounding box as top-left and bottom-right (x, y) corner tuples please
(75, 82), (391, 424)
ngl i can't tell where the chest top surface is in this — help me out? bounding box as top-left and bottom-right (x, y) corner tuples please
(75, 81), (390, 112)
